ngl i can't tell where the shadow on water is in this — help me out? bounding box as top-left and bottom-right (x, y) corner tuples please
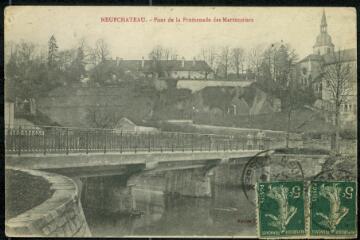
(81, 174), (257, 237)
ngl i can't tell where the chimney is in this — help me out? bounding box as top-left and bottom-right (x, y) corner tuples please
(182, 57), (185, 68)
(141, 56), (145, 68)
(193, 57), (196, 66)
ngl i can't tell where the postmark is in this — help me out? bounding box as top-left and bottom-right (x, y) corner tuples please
(257, 181), (306, 238)
(310, 181), (357, 237)
(241, 150), (304, 206)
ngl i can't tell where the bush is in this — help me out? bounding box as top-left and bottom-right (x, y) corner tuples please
(340, 128), (356, 140)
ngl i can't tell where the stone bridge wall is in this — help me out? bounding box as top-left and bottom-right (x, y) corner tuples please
(6, 168), (91, 237)
(128, 169), (211, 197)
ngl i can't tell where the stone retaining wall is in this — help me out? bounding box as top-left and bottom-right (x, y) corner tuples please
(5, 168), (91, 237)
(128, 169), (211, 197)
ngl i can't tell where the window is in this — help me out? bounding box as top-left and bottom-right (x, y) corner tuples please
(302, 67), (307, 75)
(327, 48), (330, 54)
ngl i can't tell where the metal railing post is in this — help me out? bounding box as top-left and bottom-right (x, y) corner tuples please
(104, 130), (107, 154)
(160, 133), (163, 153)
(17, 126), (22, 156)
(120, 131), (123, 153)
(182, 134), (185, 152)
(191, 134), (194, 152)
(43, 129), (47, 155)
(208, 135), (211, 151)
(86, 131), (89, 154)
(177, 133), (180, 152)
(66, 128), (69, 155)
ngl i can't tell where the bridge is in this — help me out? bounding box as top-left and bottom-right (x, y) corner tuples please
(5, 125), (275, 195)
(5, 125), (273, 160)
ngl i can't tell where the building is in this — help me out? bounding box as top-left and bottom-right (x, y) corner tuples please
(296, 10), (357, 126)
(114, 117), (159, 133)
(5, 99), (14, 128)
(109, 57), (214, 80)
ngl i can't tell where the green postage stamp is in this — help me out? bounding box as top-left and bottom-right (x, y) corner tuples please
(257, 180), (357, 238)
(257, 181), (306, 238)
(310, 181), (357, 237)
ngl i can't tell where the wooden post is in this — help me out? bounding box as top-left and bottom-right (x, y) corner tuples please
(148, 133), (151, 152)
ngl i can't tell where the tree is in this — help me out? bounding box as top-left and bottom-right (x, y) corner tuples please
(231, 47), (245, 79)
(259, 42), (298, 99)
(148, 45), (168, 77)
(68, 46), (86, 84)
(94, 39), (110, 63)
(322, 49), (353, 153)
(86, 105), (120, 128)
(219, 46), (230, 80)
(248, 45), (264, 81)
(199, 47), (217, 77)
(5, 41), (51, 99)
(259, 42), (303, 147)
(48, 35), (59, 68)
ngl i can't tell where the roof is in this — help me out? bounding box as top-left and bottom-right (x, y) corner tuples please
(107, 59), (213, 72)
(313, 32), (334, 48)
(116, 117), (137, 128)
(298, 48), (356, 64)
(298, 54), (323, 63)
(322, 48), (356, 65)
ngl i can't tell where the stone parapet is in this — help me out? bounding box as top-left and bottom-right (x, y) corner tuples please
(5, 168), (91, 237)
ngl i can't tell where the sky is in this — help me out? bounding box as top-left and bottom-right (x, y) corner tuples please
(4, 6), (357, 61)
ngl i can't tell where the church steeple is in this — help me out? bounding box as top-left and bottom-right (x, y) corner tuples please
(313, 9), (334, 55)
(320, 9), (327, 33)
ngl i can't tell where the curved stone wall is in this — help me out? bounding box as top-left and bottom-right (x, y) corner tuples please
(5, 168), (91, 237)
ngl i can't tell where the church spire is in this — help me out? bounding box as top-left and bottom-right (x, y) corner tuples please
(313, 9), (334, 55)
(320, 9), (327, 33)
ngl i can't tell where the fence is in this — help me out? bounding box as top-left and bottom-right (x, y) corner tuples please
(5, 126), (272, 156)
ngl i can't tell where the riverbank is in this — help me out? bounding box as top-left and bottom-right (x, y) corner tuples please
(5, 168), (91, 237)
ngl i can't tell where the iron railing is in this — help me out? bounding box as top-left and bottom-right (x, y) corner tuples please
(5, 125), (271, 155)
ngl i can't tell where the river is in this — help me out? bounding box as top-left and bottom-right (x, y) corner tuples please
(82, 175), (257, 237)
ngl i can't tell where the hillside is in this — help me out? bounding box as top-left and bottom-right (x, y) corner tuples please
(36, 79), (328, 133)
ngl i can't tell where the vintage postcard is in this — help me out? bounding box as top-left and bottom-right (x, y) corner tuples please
(4, 6), (357, 238)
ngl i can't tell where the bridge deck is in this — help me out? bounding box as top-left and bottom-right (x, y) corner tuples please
(6, 149), (264, 170)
